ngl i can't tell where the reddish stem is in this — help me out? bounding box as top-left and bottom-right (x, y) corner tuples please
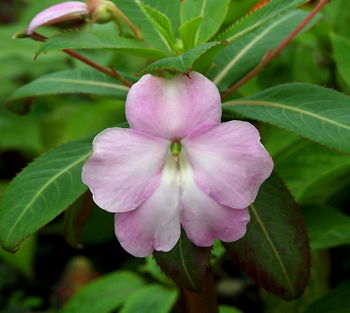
(31, 32), (132, 87)
(182, 270), (218, 313)
(221, 0), (331, 99)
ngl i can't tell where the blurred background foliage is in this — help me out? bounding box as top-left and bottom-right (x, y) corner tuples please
(0, 0), (350, 312)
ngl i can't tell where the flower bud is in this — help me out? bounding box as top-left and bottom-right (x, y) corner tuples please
(26, 1), (89, 35)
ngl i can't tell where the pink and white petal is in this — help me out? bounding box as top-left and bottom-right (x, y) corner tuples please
(115, 155), (181, 257)
(180, 155), (250, 246)
(126, 72), (221, 140)
(183, 121), (273, 209)
(82, 128), (170, 213)
(27, 1), (89, 35)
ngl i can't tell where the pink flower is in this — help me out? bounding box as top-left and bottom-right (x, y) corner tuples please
(82, 72), (273, 257)
(26, 1), (89, 35)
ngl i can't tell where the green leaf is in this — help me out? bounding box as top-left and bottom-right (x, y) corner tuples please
(107, 0), (172, 51)
(304, 281), (350, 313)
(143, 0), (181, 31)
(330, 32), (350, 87)
(60, 271), (145, 313)
(6, 69), (129, 113)
(211, 10), (313, 90)
(224, 174), (310, 300)
(180, 0), (230, 45)
(219, 305), (243, 313)
(179, 16), (203, 51)
(0, 137), (92, 252)
(136, 1), (176, 53)
(38, 31), (168, 59)
(223, 83), (350, 155)
(304, 206), (350, 250)
(262, 251), (329, 313)
(119, 285), (178, 313)
(154, 232), (211, 292)
(274, 139), (350, 204)
(142, 256), (171, 285)
(217, 0), (308, 43)
(140, 41), (222, 74)
(0, 235), (36, 277)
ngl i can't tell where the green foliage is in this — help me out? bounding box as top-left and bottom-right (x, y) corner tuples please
(2, 0), (350, 311)
(223, 83), (350, 155)
(304, 281), (350, 313)
(0, 137), (92, 252)
(38, 31), (168, 59)
(140, 41), (221, 74)
(179, 16), (203, 51)
(330, 32), (350, 87)
(154, 232), (211, 292)
(219, 305), (243, 313)
(136, 1), (176, 53)
(217, 0), (308, 42)
(180, 0), (230, 45)
(119, 285), (178, 313)
(7, 69), (129, 113)
(211, 10), (315, 90)
(304, 206), (350, 250)
(60, 271), (145, 313)
(224, 174), (310, 300)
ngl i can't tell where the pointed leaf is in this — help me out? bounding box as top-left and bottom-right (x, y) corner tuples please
(0, 137), (92, 252)
(119, 285), (178, 313)
(217, 0), (308, 43)
(179, 16), (203, 51)
(223, 83), (350, 155)
(6, 69), (129, 113)
(212, 10), (316, 90)
(61, 271), (145, 313)
(180, 0), (230, 45)
(136, 1), (176, 53)
(154, 232), (211, 292)
(38, 31), (168, 59)
(224, 173), (311, 300)
(140, 41), (222, 74)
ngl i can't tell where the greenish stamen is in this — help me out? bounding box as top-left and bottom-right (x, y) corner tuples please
(170, 141), (182, 156)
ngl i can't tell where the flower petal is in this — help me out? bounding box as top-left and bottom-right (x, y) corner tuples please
(180, 154), (250, 246)
(115, 155), (181, 257)
(26, 1), (89, 35)
(183, 121), (273, 209)
(82, 128), (170, 213)
(126, 72), (221, 140)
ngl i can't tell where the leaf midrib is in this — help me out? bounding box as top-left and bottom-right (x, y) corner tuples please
(250, 204), (295, 297)
(224, 100), (350, 131)
(179, 235), (196, 290)
(44, 78), (129, 90)
(3, 151), (91, 248)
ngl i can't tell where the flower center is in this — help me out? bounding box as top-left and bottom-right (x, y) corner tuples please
(170, 141), (182, 157)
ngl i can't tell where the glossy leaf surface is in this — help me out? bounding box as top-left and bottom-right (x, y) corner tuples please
(224, 174), (310, 300)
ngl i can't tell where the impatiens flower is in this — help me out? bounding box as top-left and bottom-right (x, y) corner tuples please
(26, 1), (89, 35)
(82, 72), (273, 257)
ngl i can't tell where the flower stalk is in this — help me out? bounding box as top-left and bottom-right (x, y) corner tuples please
(182, 270), (218, 313)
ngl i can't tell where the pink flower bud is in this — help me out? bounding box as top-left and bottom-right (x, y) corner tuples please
(26, 1), (89, 35)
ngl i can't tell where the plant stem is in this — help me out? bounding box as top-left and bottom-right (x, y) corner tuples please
(107, 4), (142, 40)
(182, 270), (218, 313)
(30, 32), (132, 87)
(221, 0), (331, 99)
